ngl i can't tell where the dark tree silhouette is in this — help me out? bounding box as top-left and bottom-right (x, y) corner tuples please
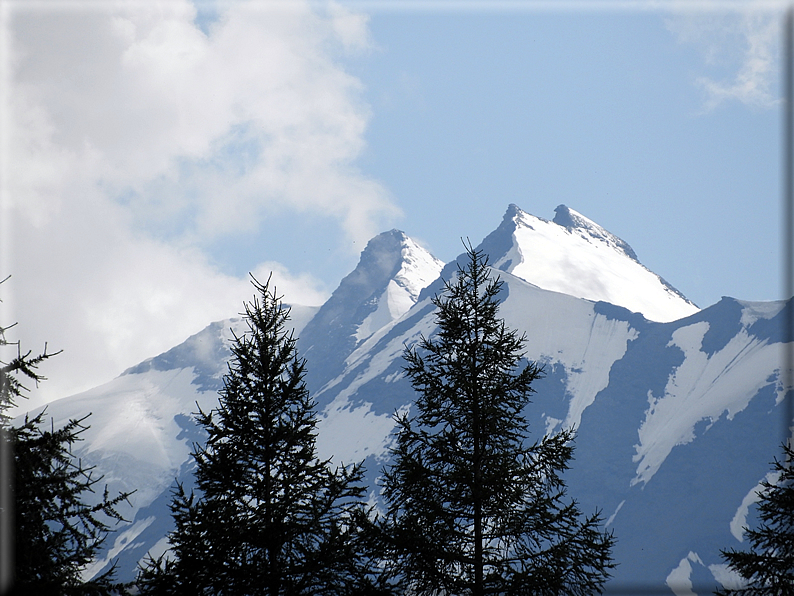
(138, 276), (395, 596)
(1, 276), (132, 596)
(379, 244), (615, 596)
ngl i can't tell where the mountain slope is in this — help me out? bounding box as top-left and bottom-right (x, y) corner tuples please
(313, 267), (790, 592)
(16, 229), (443, 582)
(15, 205), (790, 594)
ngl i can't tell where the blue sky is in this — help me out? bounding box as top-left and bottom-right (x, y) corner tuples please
(204, 4), (782, 307)
(369, 10), (780, 308)
(1, 0), (786, 407)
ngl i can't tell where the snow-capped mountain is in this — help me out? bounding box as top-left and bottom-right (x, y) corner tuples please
(16, 205), (791, 594)
(479, 204), (699, 322)
(298, 229), (443, 393)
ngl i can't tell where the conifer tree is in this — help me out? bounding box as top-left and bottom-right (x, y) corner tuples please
(138, 276), (395, 596)
(379, 244), (615, 596)
(1, 276), (132, 595)
(716, 441), (794, 595)
(7, 413), (133, 595)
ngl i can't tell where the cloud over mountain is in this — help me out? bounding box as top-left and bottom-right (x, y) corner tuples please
(2, 0), (391, 405)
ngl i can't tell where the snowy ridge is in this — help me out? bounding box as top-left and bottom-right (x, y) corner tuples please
(299, 229), (442, 393)
(552, 204), (639, 262)
(123, 305), (317, 386)
(490, 204), (699, 323)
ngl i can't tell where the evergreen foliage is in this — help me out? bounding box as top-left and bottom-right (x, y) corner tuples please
(7, 413), (132, 595)
(379, 244), (615, 596)
(1, 276), (132, 595)
(716, 442), (794, 595)
(138, 276), (395, 596)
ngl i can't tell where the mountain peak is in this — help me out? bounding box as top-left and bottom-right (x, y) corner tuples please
(348, 229), (439, 301)
(552, 204), (639, 262)
(297, 229), (443, 391)
(485, 204), (698, 322)
(354, 229), (410, 280)
(504, 203), (523, 220)
(363, 227), (408, 252)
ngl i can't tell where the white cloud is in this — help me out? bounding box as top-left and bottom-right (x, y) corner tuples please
(2, 182), (330, 411)
(6, 0), (398, 241)
(1, 0), (389, 408)
(250, 261), (331, 308)
(666, 5), (782, 110)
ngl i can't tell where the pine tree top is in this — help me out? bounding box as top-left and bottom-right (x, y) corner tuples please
(403, 242), (543, 445)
